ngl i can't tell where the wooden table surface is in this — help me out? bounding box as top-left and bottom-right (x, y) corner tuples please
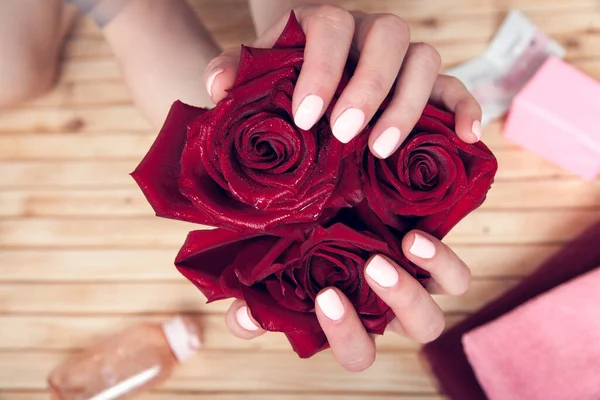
(0, 0), (599, 399)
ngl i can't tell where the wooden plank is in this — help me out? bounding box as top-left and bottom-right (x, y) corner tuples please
(21, 81), (132, 108)
(2, 179), (598, 219)
(0, 244), (559, 282)
(69, 0), (599, 38)
(0, 161), (137, 187)
(0, 351), (437, 393)
(0, 280), (515, 314)
(0, 106), (151, 133)
(2, 392), (447, 400)
(0, 150), (577, 188)
(0, 133), (155, 161)
(1, 210), (597, 248)
(0, 314), (463, 351)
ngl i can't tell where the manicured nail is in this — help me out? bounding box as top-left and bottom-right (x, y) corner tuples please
(409, 233), (436, 259)
(365, 255), (399, 288)
(236, 306), (259, 331)
(205, 68), (223, 98)
(317, 289), (344, 321)
(332, 108), (365, 143)
(294, 95), (324, 130)
(372, 127), (402, 158)
(471, 120), (482, 141)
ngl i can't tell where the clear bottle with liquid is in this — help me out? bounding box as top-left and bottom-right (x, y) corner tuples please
(48, 316), (201, 400)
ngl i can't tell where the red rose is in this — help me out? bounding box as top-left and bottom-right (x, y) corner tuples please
(132, 14), (361, 239)
(360, 104), (498, 238)
(175, 203), (427, 358)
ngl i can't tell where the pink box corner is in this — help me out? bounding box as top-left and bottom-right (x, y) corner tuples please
(503, 56), (600, 180)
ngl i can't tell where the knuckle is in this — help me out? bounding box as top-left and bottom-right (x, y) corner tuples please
(441, 74), (467, 91)
(396, 283), (423, 309)
(359, 70), (391, 100)
(410, 42), (442, 68)
(372, 13), (410, 44)
(311, 4), (355, 31)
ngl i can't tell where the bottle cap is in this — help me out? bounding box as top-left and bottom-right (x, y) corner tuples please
(162, 316), (202, 362)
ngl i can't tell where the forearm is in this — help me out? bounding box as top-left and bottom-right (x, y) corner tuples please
(249, 0), (336, 36)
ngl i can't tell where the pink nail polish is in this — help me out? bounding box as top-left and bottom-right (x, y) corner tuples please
(294, 95), (324, 130)
(409, 233), (436, 259)
(372, 127), (402, 158)
(365, 255), (399, 288)
(236, 306), (259, 331)
(472, 120), (482, 141)
(205, 68), (223, 98)
(332, 108), (365, 143)
(316, 289), (344, 321)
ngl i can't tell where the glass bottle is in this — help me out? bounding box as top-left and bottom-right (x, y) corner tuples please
(48, 315), (201, 400)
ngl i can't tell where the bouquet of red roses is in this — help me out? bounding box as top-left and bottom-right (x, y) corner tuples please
(132, 13), (497, 358)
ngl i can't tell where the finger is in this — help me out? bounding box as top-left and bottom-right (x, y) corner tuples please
(368, 42), (441, 158)
(225, 299), (267, 340)
(430, 74), (483, 143)
(402, 230), (471, 296)
(330, 13), (410, 144)
(315, 287), (376, 372)
(291, 5), (355, 131)
(364, 255), (445, 343)
(204, 47), (241, 104)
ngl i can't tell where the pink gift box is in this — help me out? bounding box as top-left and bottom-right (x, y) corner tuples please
(503, 56), (600, 180)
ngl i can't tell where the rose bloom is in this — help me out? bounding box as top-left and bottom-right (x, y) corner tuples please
(132, 14), (361, 239)
(359, 104), (498, 239)
(176, 204), (428, 358)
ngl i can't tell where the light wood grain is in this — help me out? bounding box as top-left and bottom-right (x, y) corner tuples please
(1, 393), (447, 400)
(0, 351), (437, 393)
(0, 280), (516, 314)
(0, 245), (558, 282)
(0, 314), (464, 351)
(1, 180), (599, 219)
(0, 150), (575, 188)
(1, 211), (597, 249)
(1, 0), (599, 396)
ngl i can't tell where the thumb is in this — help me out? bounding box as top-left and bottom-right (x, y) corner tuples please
(204, 47), (241, 104)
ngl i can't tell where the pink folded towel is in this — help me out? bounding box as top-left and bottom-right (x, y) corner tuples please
(463, 267), (600, 400)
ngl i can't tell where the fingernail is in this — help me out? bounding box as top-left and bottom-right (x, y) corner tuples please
(471, 120), (482, 141)
(409, 233), (436, 259)
(365, 255), (399, 288)
(332, 108), (365, 143)
(206, 68), (223, 98)
(316, 289), (344, 321)
(294, 95), (324, 130)
(236, 306), (259, 331)
(372, 127), (402, 158)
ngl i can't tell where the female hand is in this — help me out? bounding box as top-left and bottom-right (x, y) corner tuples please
(225, 230), (470, 372)
(204, 4), (482, 159)
(205, 5), (476, 371)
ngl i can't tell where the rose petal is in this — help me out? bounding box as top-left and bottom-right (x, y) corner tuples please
(175, 229), (261, 302)
(273, 11), (306, 49)
(131, 101), (213, 224)
(243, 286), (321, 334)
(285, 331), (329, 359)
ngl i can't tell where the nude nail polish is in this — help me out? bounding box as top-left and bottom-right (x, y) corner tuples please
(294, 95), (324, 130)
(409, 233), (436, 259)
(236, 306), (259, 331)
(205, 68), (223, 98)
(365, 255), (399, 287)
(317, 289), (344, 321)
(372, 127), (402, 158)
(332, 108), (365, 143)
(472, 120), (482, 141)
